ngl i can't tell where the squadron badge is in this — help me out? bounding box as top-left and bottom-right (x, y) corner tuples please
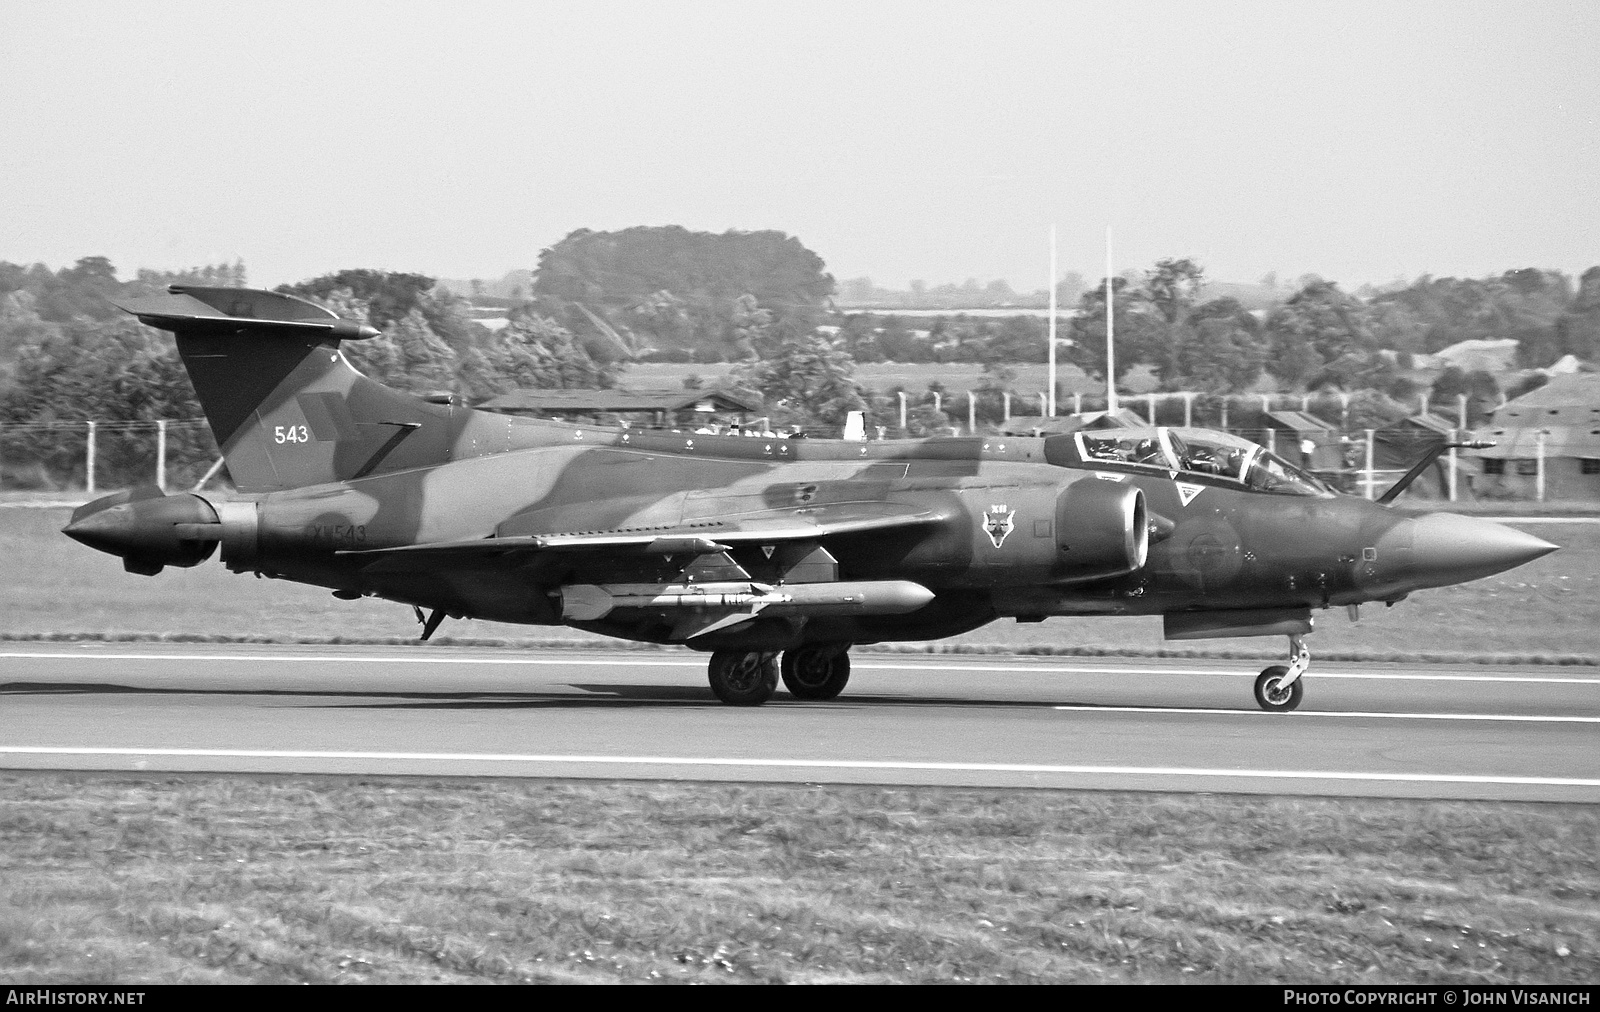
(984, 504), (1016, 548)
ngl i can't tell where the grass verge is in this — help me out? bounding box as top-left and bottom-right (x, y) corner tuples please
(0, 775), (1595, 985)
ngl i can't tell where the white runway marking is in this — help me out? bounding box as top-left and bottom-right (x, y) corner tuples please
(2, 651), (1597, 684)
(3, 746), (1599, 788)
(1050, 705), (1600, 723)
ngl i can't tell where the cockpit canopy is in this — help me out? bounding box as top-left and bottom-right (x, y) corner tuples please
(1054, 426), (1335, 497)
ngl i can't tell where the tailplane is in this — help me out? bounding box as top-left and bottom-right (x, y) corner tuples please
(115, 285), (463, 492)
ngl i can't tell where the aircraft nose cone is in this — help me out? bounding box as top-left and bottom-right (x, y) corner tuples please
(1381, 513), (1558, 591)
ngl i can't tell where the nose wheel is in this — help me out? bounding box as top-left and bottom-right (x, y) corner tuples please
(1254, 634), (1309, 712)
(707, 650), (779, 706)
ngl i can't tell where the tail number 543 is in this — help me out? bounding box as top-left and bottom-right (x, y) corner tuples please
(275, 425), (310, 444)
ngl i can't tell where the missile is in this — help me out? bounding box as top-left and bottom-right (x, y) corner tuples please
(559, 579), (936, 622)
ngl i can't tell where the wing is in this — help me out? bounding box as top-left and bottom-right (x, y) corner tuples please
(339, 501), (949, 572)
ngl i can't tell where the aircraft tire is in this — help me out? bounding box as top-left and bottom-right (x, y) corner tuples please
(781, 647), (851, 700)
(1254, 665), (1303, 712)
(708, 650), (779, 706)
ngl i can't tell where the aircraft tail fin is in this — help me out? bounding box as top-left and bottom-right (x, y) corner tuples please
(115, 285), (461, 492)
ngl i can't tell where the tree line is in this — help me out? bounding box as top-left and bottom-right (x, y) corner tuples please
(2, 229), (1598, 486)
(840, 261), (1600, 397)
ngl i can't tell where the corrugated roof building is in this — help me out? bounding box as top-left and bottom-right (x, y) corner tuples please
(479, 388), (762, 427)
(1470, 373), (1600, 499)
(999, 408), (1149, 437)
(1374, 413), (1472, 500)
(1258, 410), (1345, 471)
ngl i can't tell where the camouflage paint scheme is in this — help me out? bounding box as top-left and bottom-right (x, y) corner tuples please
(65, 287), (1557, 707)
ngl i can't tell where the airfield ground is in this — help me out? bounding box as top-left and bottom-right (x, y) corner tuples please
(2, 777), (1596, 984)
(1, 503), (1596, 985)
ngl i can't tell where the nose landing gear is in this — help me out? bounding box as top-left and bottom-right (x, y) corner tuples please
(1253, 634), (1309, 712)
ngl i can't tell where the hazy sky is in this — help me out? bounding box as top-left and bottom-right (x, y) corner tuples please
(2, 0), (1595, 291)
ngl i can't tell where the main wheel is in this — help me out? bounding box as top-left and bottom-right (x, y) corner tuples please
(781, 646), (851, 700)
(708, 650), (779, 706)
(1254, 665), (1304, 712)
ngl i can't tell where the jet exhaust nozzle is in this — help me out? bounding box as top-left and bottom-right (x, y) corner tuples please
(62, 487), (222, 575)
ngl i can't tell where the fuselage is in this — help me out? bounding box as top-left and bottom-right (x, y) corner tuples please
(192, 418), (1547, 650)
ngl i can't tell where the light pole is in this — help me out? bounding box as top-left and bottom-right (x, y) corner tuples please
(1105, 227), (1117, 415)
(1047, 224), (1057, 416)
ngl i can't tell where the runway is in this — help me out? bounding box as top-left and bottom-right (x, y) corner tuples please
(2, 643), (1597, 801)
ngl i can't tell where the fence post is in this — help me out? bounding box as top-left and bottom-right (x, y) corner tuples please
(1536, 429), (1547, 502)
(897, 391), (907, 433)
(1364, 428), (1376, 500)
(968, 391), (976, 435)
(1072, 391), (1082, 415)
(86, 421), (97, 495)
(932, 391), (941, 414)
(1183, 392), (1194, 428)
(1448, 429), (1458, 502)
(156, 419), (168, 492)
(1002, 392), (1011, 422)
(1146, 393), (1157, 425)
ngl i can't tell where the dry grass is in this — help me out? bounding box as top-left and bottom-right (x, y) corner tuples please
(0, 776), (1595, 985)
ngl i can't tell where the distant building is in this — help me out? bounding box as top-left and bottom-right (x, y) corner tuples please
(478, 388), (762, 428)
(999, 408), (1148, 437)
(1470, 373), (1600, 499)
(1257, 410), (1342, 471)
(1432, 338), (1521, 375)
(1374, 413), (1471, 500)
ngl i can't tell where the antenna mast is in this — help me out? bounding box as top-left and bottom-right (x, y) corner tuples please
(1048, 225), (1057, 417)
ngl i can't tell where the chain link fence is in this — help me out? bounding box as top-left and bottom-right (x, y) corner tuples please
(0, 419), (220, 493)
(0, 406), (1492, 503)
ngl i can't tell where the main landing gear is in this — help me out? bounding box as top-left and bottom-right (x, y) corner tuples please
(1253, 633), (1309, 712)
(706, 646), (853, 706)
(780, 645), (851, 700)
(707, 650), (779, 706)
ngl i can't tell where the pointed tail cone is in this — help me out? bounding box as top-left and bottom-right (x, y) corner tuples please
(62, 502), (140, 555)
(62, 492), (220, 571)
(1377, 513), (1558, 592)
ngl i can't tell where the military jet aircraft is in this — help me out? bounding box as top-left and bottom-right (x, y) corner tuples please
(64, 285), (1557, 711)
